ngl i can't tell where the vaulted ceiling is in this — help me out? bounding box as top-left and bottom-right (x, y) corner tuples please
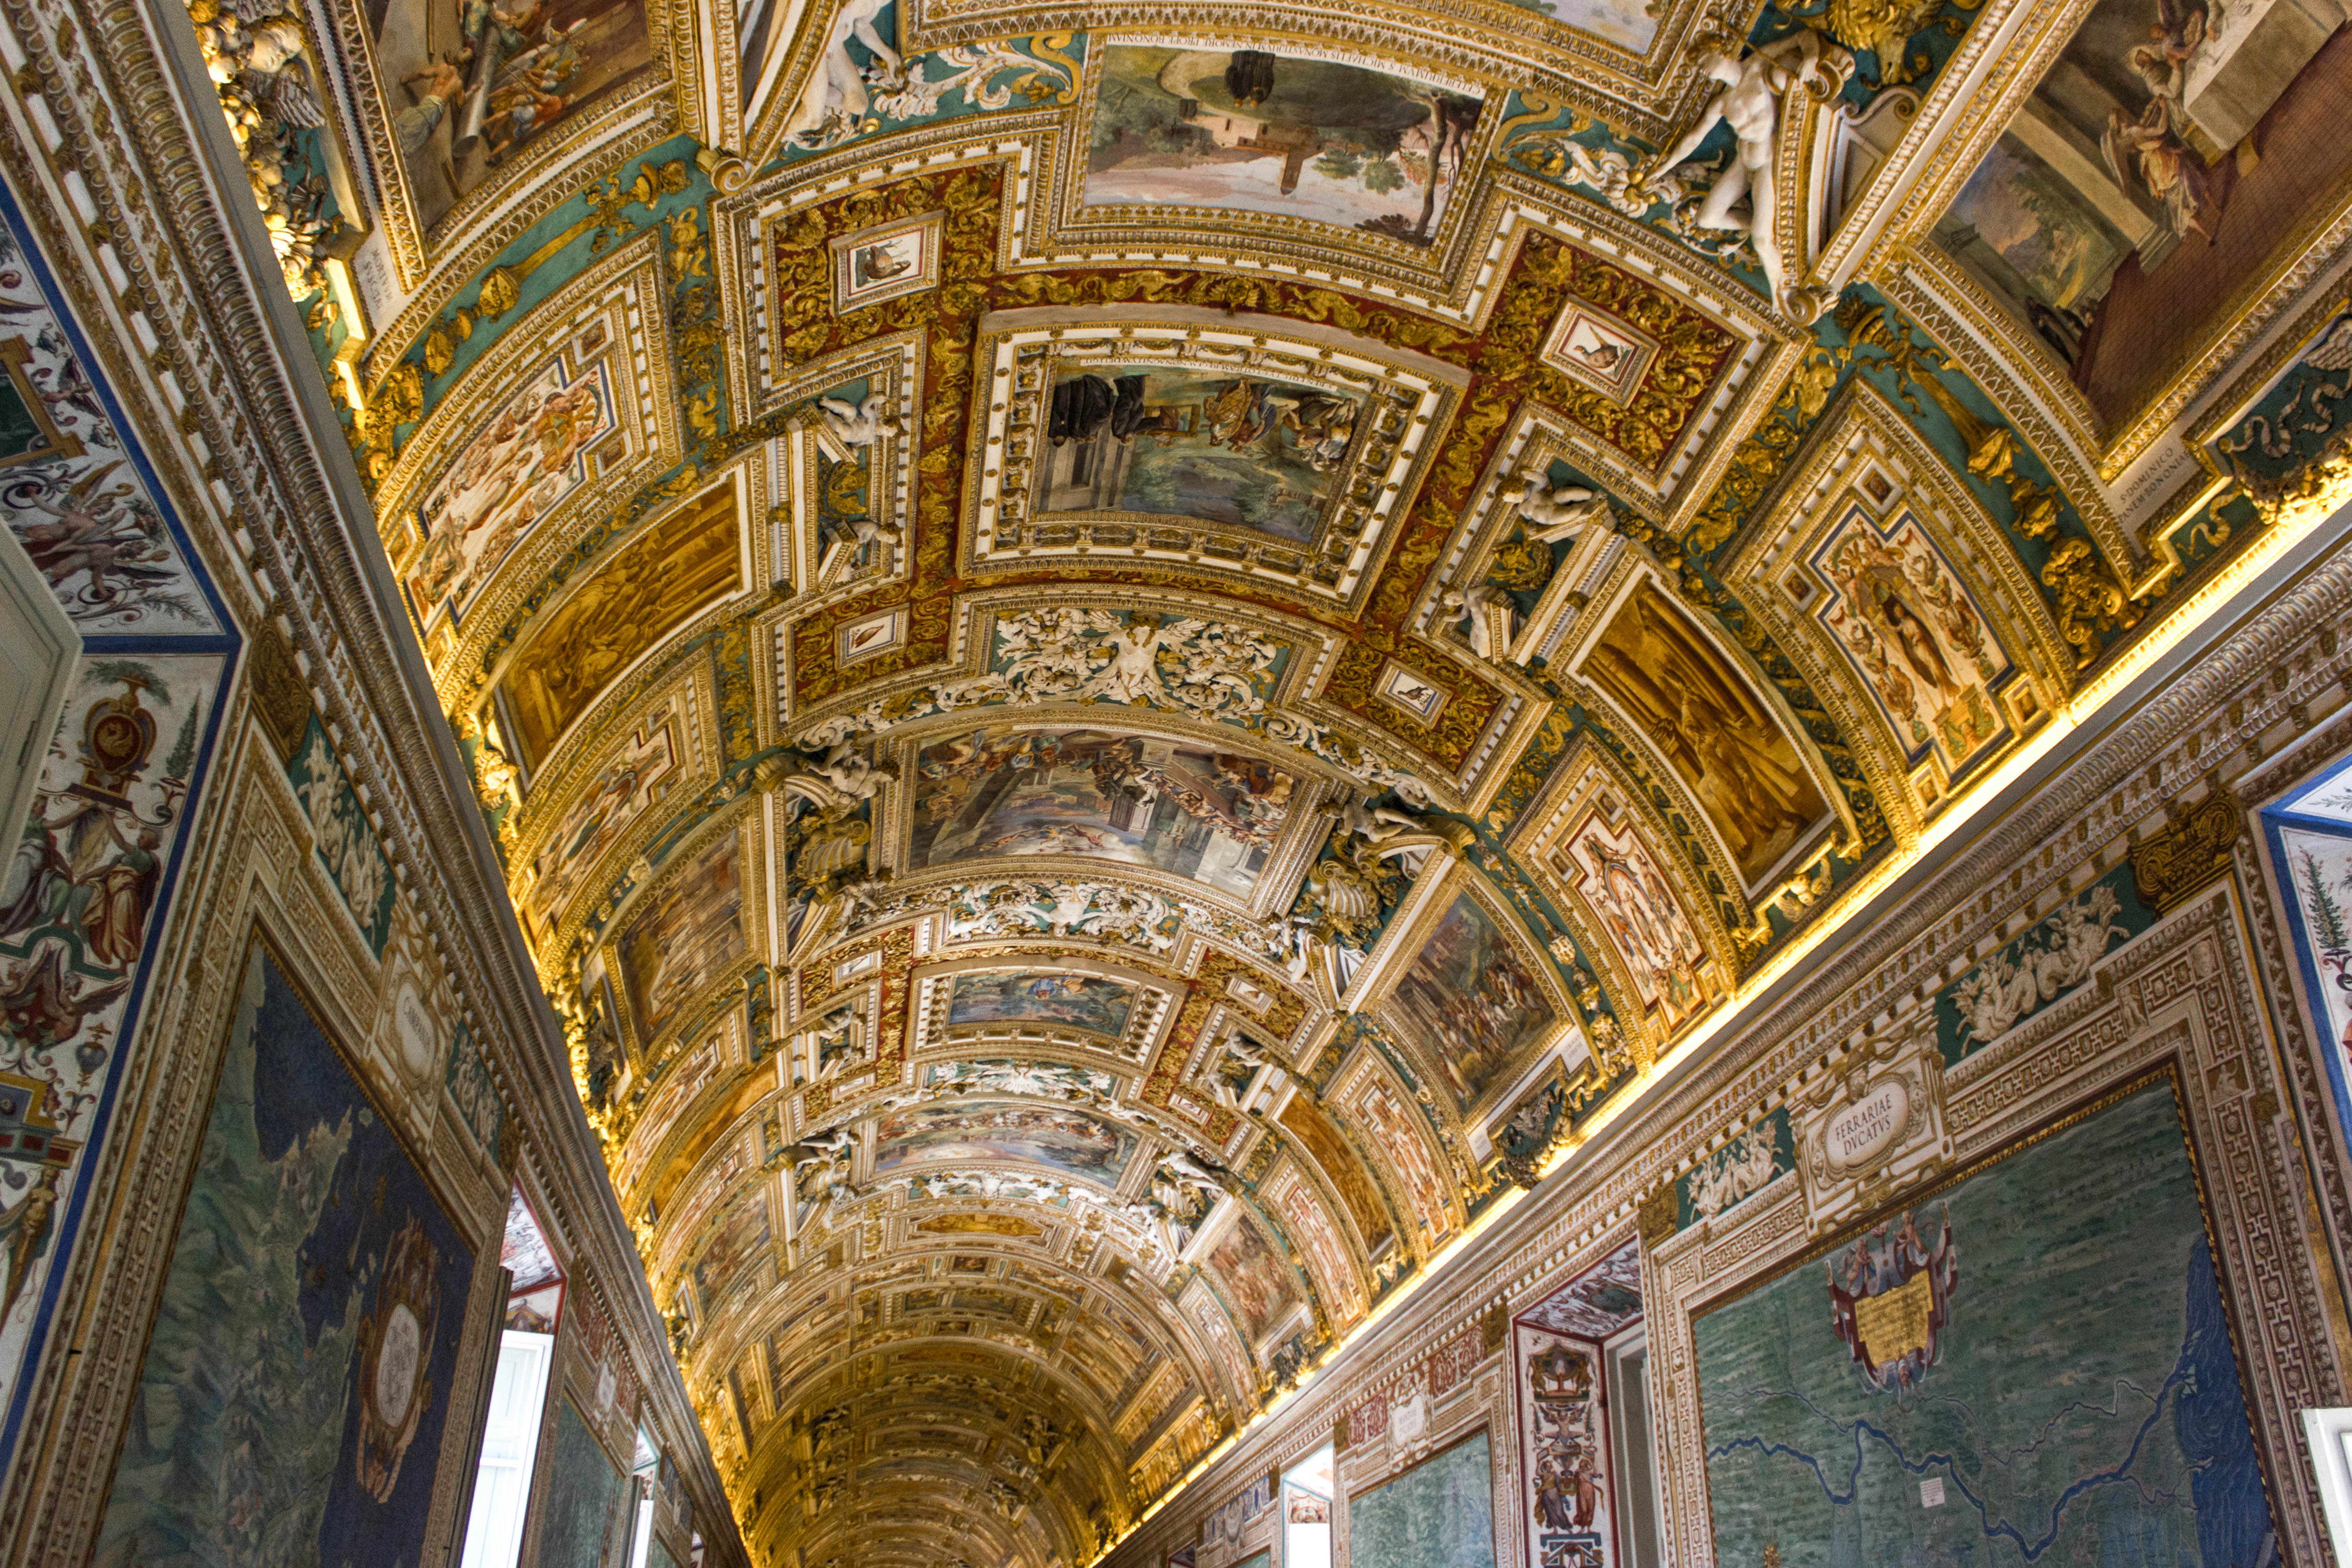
(191, 0), (2352, 1555)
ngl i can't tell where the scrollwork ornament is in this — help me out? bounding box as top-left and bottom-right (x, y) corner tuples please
(2040, 537), (2141, 667)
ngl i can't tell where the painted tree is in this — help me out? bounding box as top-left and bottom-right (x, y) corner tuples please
(2304, 847), (2352, 952)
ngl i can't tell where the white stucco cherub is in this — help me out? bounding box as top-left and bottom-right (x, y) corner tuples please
(1516, 473), (1611, 539)
(781, 0), (905, 149)
(1441, 581), (1516, 659)
(814, 391), (899, 449)
(1639, 27), (1841, 316)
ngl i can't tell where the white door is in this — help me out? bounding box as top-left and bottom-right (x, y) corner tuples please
(460, 1330), (556, 1568)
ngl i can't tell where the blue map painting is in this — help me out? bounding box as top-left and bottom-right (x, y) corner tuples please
(1694, 1079), (2275, 1568)
(1350, 1428), (1497, 1568)
(93, 939), (476, 1567)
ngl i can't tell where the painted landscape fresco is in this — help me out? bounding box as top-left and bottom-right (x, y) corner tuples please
(1933, 0), (2352, 423)
(617, 824), (746, 1047)
(909, 728), (1294, 898)
(406, 352), (615, 630)
(873, 1100), (1138, 1187)
(93, 941), (476, 1568)
(947, 971), (1139, 1036)
(1386, 892), (1557, 1114)
(1694, 1080), (2274, 1568)
(369, 0), (655, 233)
(1085, 47), (1483, 244)
(1033, 366), (1362, 540)
(1582, 582), (1828, 888)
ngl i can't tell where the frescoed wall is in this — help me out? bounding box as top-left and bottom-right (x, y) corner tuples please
(0, 180), (236, 1475)
(92, 940), (479, 1566)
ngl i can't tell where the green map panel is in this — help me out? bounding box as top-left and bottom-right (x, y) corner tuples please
(1349, 1429), (1497, 1568)
(1695, 1079), (2274, 1568)
(541, 1398), (634, 1568)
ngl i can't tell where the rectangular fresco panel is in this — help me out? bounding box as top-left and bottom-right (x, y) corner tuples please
(945, 971), (1138, 1035)
(1693, 1079), (2274, 1568)
(1516, 1325), (1615, 1568)
(924, 1059), (1123, 1097)
(1084, 47), (1484, 246)
(1345, 1065), (1455, 1250)
(1809, 506), (2012, 773)
(407, 354), (615, 628)
(520, 699), (682, 942)
(1203, 1210), (1303, 1345)
(1931, 0), (2352, 421)
(1350, 1429), (1497, 1568)
(1553, 806), (1708, 1036)
(93, 940), (478, 1568)
(690, 1183), (773, 1306)
(1033, 366), (1361, 541)
(1279, 1095), (1395, 1256)
(539, 1396), (636, 1568)
(871, 1100), (1137, 1187)
(1581, 581), (1828, 887)
(909, 728), (1291, 898)
(499, 486), (741, 765)
(617, 824), (745, 1047)
(369, 0), (656, 235)
(1387, 891), (1557, 1114)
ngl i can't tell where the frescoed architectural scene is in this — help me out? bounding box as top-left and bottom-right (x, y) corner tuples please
(12, 0), (2352, 1565)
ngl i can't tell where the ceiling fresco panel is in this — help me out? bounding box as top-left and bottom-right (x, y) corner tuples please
(492, 478), (747, 767)
(313, 0), (683, 294)
(1071, 44), (1492, 254)
(1571, 574), (1838, 893)
(966, 310), (1469, 605)
(510, 670), (715, 949)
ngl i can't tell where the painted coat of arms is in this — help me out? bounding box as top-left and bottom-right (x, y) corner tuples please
(1826, 1204), (1958, 1395)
